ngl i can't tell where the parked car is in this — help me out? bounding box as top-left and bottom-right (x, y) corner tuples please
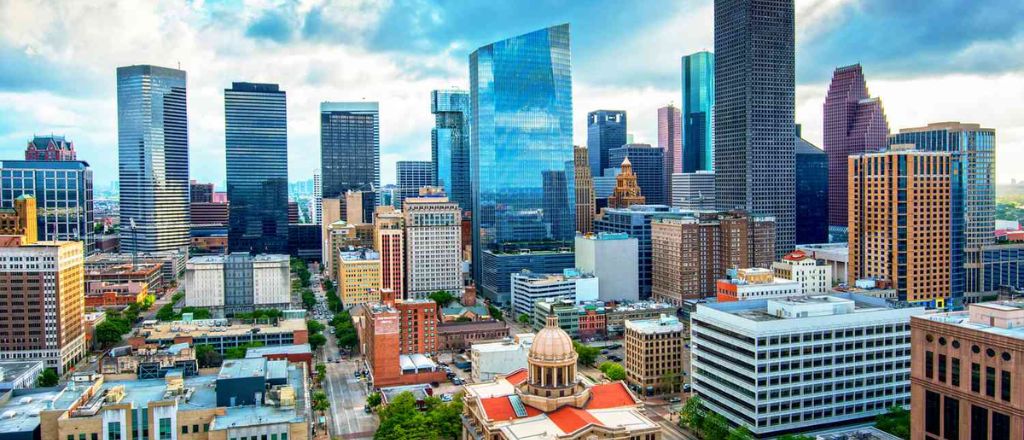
(600, 350), (609, 354)
(364, 405), (373, 413)
(682, 383), (692, 392)
(668, 397), (681, 403)
(441, 393), (453, 402)
(430, 381), (441, 388)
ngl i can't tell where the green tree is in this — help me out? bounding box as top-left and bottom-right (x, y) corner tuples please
(307, 320), (325, 334)
(195, 344), (222, 368)
(875, 406), (910, 440)
(35, 368), (59, 387)
(727, 425), (755, 440)
(301, 289), (316, 310)
(95, 321), (126, 346)
(155, 303), (177, 321)
(600, 363), (626, 381)
(659, 371), (682, 393)
(315, 363), (327, 382)
(679, 395), (706, 432)
(428, 290), (457, 307)
(366, 392), (382, 408)
(311, 390), (330, 412)
(224, 342), (264, 359)
(701, 413), (730, 440)
(309, 333), (327, 350)
(573, 341), (600, 366)
(487, 305), (503, 321)
(374, 391), (463, 440)
(517, 313), (531, 325)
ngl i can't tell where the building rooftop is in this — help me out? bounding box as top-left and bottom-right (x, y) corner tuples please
(922, 301), (1024, 339)
(897, 121), (992, 134)
(703, 293), (917, 323)
(245, 344), (312, 358)
(379, 383), (432, 404)
(575, 232), (633, 241)
(0, 361), (44, 384)
(141, 318), (305, 341)
(339, 249), (380, 261)
(625, 315), (684, 334)
(0, 382), (94, 433)
(513, 269), (594, 285)
(608, 301), (676, 313)
(218, 358), (267, 380)
(472, 334), (535, 353)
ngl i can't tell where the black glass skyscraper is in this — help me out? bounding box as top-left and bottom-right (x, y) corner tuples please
(714, 0), (796, 257)
(586, 110), (627, 177)
(794, 131), (827, 245)
(225, 82), (288, 253)
(320, 102), (380, 200)
(431, 89), (471, 212)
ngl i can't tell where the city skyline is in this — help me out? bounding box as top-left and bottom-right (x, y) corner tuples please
(1, 1), (1020, 188)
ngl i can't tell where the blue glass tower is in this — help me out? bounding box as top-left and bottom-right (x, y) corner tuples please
(794, 130), (827, 245)
(431, 89), (471, 212)
(587, 110), (627, 177)
(395, 160), (434, 208)
(225, 82), (289, 253)
(470, 24), (575, 297)
(681, 51), (715, 173)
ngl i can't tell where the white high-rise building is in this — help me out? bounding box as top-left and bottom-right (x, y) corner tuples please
(183, 254), (290, 314)
(772, 250), (833, 294)
(404, 195), (462, 298)
(184, 256), (225, 308)
(510, 269), (598, 317)
(312, 168), (322, 225)
(575, 232), (639, 302)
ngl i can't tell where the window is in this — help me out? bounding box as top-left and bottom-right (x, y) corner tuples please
(971, 405), (988, 440)
(93, 434), (99, 440)
(181, 427), (187, 435)
(158, 419), (172, 440)
(282, 433), (287, 440)
(992, 411), (1010, 439)
(203, 425), (209, 433)
(986, 367), (996, 397)
(925, 391), (941, 436)
(951, 358), (960, 387)
(938, 354), (946, 382)
(925, 351), (934, 378)
(80, 434), (87, 440)
(109, 422), (122, 440)
(69, 435), (75, 440)
(1001, 371), (1011, 402)
(192, 425), (198, 434)
(943, 396), (959, 440)
(971, 363), (980, 392)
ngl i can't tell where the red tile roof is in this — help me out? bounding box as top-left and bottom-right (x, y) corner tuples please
(505, 368), (528, 385)
(479, 396), (542, 421)
(586, 382), (637, 409)
(548, 406), (602, 434)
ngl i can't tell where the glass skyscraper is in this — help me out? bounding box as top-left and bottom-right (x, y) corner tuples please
(0, 159), (94, 253)
(431, 89), (471, 212)
(794, 130), (827, 245)
(395, 160), (434, 208)
(470, 23), (575, 294)
(116, 65), (190, 253)
(320, 102), (380, 200)
(587, 110), (627, 178)
(714, 0), (796, 258)
(225, 82), (289, 253)
(681, 51), (715, 173)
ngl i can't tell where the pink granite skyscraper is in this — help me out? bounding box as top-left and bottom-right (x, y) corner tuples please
(824, 64), (889, 241)
(658, 105), (682, 203)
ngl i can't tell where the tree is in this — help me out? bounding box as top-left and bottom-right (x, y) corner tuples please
(155, 303), (177, 321)
(307, 320), (325, 334)
(517, 313), (531, 325)
(727, 425), (755, 440)
(599, 362), (626, 381)
(701, 413), (730, 440)
(366, 392), (382, 408)
(875, 406), (910, 440)
(659, 371), (682, 393)
(225, 342), (264, 359)
(487, 305), (503, 321)
(95, 321), (126, 346)
(195, 344), (222, 368)
(778, 435), (815, 440)
(311, 390), (330, 412)
(679, 395), (706, 432)
(35, 368), (59, 387)
(309, 333), (327, 350)
(374, 391), (463, 440)
(454, 316), (473, 322)
(429, 290), (457, 307)
(573, 341), (600, 366)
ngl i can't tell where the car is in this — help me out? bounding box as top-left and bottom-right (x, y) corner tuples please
(364, 405), (373, 413)
(600, 349), (609, 354)
(668, 397), (681, 404)
(440, 393), (453, 402)
(682, 383), (692, 392)
(452, 378), (464, 385)
(430, 381), (441, 388)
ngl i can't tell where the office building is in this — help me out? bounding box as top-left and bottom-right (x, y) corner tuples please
(85, 280), (148, 308)
(575, 232), (639, 302)
(594, 205), (683, 299)
(691, 294), (923, 437)
(337, 249), (383, 307)
(470, 24), (576, 287)
(609, 144), (666, 206)
(437, 319), (510, 352)
(184, 254), (291, 314)
(574, 146), (595, 234)
(287, 223), (321, 261)
(470, 334), (534, 383)
(462, 316), (660, 439)
(352, 300), (445, 387)
(373, 206), (405, 297)
(140, 317), (308, 352)
(772, 250), (832, 294)
(625, 315), (685, 394)
(658, 105), (683, 203)
(320, 101), (379, 205)
(671, 171), (716, 210)
(681, 51), (715, 173)
(587, 110), (628, 177)
(431, 89), (471, 211)
(344, 190), (375, 225)
(824, 64), (889, 242)
(1, 159), (95, 253)
(24, 134), (76, 161)
(479, 247), (575, 305)
(510, 269), (598, 317)
(980, 243), (1024, 293)
(191, 202), (228, 226)
(849, 146), (953, 307)
(890, 122), (996, 299)
(323, 219), (373, 280)
(607, 157), (646, 209)
(0, 195), (36, 242)
(85, 251), (184, 284)
(287, 201), (299, 224)
(311, 168), (322, 224)
(714, 0), (796, 258)
(404, 195), (462, 298)
(911, 301), (1024, 439)
(0, 240), (85, 373)
(797, 243), (849, 285)
(795, 130), (828, 244)
(605, 301), (678, 336)
(715, 267), (802, 302)
(394, 161), (434, 209)
(117, 65), (190, 253)
(651, 210), (776, 306)
(190, 180), (214, 203)
(225, 82), (288, 253)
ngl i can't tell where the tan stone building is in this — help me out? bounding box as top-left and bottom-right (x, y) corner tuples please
(373, 206), (405, 297)
(337, 249), (382, 307)
(607, 157), (645, 209)
(624, 315), (685, 395)
(573, 146), (595, 234)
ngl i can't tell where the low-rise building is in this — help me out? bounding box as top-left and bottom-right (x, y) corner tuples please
(85, 281), (148, 308)
(832, 279), (898, 301)
(437, 320), (510, 351)
(510, 268), (598, 317)
(605, 301), (678, 336)
(133, 318), (308, 354)
(625, 315), (685, 395)
(796, 243), (849, 286)
(101, 342), (198, 378)
(772, 250), (832, 294)
(86, 262), (164, 296)
(351, 301), (446, 387)
(715, 267), (802, 302)
(469, 334), (534, 382)
(439, 304), (491, 322)
(85, 251), (186, 286)
(245, 344), (314, 374)
(0, 360), (45, 391)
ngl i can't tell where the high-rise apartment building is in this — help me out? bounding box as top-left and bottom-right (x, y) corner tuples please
(681, 51), (715, 173)
(586, 110), (627, 178)
(607, 157), (646, 209)
(320, 102), (379, 203)
(373, 206), (404, 297)
(430, 89), (471, 212)
(394, 161), (434, 209)
(190, 180), (214, 203)
(671, 171), (716, 210)
(312, 169), (322, 224)
(573, 146), (595, 234)
(824, 64), (889, 242)
(404, 195), (462, 298)
(714, 0), (796, 258)
(470, 24), (575, 286)
(0, 240), (85, 373)
(795, 130), (828, 244)
(651, 210), (776, 305)
(890, 122), (996, 300)
(594, 205), (683, 299)
(609, 144), (665, 206)
(225, 82), (289, 253)
(575, 233), (640, 302)
(849, 146), (953, 307)
(116, 64), (190, 253)
(24, 135), (76, 161)
(0, 159), (94, 253)
(658, 105), (683, 204)
(625, 315), (685, 393)
(772, 250), (832, 294)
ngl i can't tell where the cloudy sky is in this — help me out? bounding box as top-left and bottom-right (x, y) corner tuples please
(1, 0), (1022, 189)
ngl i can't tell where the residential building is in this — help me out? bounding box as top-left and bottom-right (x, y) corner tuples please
(403, 195), (461, 298)
(470, 24), (576, 287)
(337, 249), (382, 307)
(574, 146), (595, 234)
(225, 82), (288, 253)
(605, 301), (678, 336)
(0, 240), (85, 373)
(479, 247), (575, 305)
(797, 243), (849, 285)
(714, 0), (796, 258)
(320, 101), (379, 204)
(461, 316), (660, 439)
(430, 89), (471, 211)
(795, 129), (828, 245)
(911, 301), (1024, 439)
(606, 157), (646, 209)
(373, 206), (405, 297)
(352, 300), (445, 387)
(681, 51), (715, 173)
(824, 64), (889, 242)
(190, 180), (214, 203)
(117, 65), (190, 253)
(587, 109), (628, 177)
(470, 334), (534, 382)
(716, 267), (802, 302)
(394, 161), (434, 209)
(772, 250), (832, 294)
(1, 159), (95, 253)
(24, 134), (76, 161)
(671, 171), (716, 211)
(625, 315), (685, 394)
(849, 146), (953, 307)
(594, 205), (683, 299)
(575, 232), (639, 302)
(437, 320), (510, 351)
(659, 105), (683, 202)
(691, 294), (923, 437)
(136, 317), (308, 352)
(651, 210), (776, 306)
(609, 144), (666, 206)
(184, 254), (290, 315)
(510, 269), (599, 317)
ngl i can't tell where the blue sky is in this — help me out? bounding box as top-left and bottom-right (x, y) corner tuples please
(1, 0), (1022, 189)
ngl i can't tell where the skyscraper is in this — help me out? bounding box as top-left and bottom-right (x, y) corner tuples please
(225, 82), (288, 253)
(395, 160), (434, 209)
(573, 146), (595, 234)
(681, 51), (715, 173)
(714, 0), (796, 257)
(431, 89), (471, 212)
(404, 195), (462, 298)
(320, 102), (379, 202)
(586, 110), (627, 177)
(794, 130), (828, 245)
(607, 158), (645, 209)
(470, 24), (575, 295)
(658, 105), (682, 203)
(312, 169), (322, 224)
(823, 64), (889, 241)
(609, 144), (665, 206)
(116, 65), (190, 253)
(190, 180), (214, 203)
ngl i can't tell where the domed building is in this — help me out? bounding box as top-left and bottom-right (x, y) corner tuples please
(462, 315), (663, 439)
